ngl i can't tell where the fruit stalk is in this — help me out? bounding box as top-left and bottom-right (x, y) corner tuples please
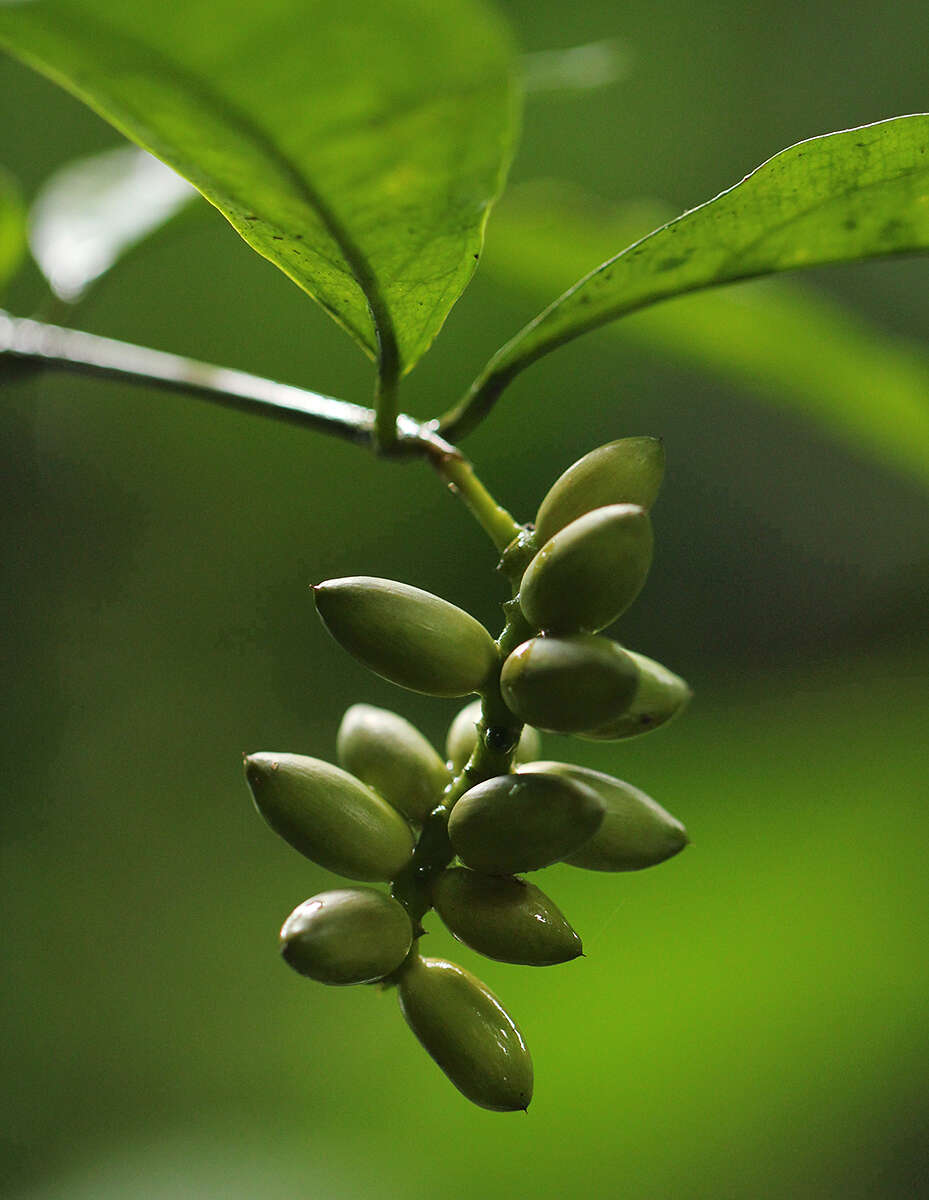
(388, 524), (538, 936)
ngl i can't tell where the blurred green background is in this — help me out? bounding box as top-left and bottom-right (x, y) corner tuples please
(3, 1), (929, 1197)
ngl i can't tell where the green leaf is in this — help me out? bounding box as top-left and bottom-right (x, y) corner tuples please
(0, 0), (519, 384)
(522, 39), (630, 95)
(0, 165), (25, 295)
(29, 145), (196, 302)
(482, 182), (929, 489)
(447, 115), (929, 439)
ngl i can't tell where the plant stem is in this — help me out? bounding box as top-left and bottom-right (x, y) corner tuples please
(388, 530), (538, 941)
(0, 308), (377, 445)
(426, 445), (522, 552)
(0, 309), (525, 554)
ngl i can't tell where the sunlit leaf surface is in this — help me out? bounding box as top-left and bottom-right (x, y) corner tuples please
(0, 0), (518, 374)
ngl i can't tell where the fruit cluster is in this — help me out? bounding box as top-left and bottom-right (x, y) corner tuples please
(245, 437), (690, 1111)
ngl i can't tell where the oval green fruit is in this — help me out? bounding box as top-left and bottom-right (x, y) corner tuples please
(314, 577), (498, 698)
(244, 752), (414, 881)
(433, 868), (582, 965)
(397, 955), (533, 1111)
(447, 771), (603, 873)
(500, 634), (638, 733)
(280, 888), (413, 985)
(581, 650), (692, 740)
(519, 504), (653, 633)
(445, 698), (541, 772)
(520, 761), (688, 871)
(337, 704), (450, 822)
(535, 436), (665, 546)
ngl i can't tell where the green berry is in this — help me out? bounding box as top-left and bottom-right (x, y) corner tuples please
(445, 698), (541, 772)
(447, 771), (604, 874)
(397, 955), (533, 1111)
(314, 576), (498, 697)
(280, 888), (413, 984)
(534, 436), (665, 546)
(500, 634), (638, 733)
(337, 704), (450, 822)
(519, 504), (653, 633)
(244, 752), (414, 881)
(433, 868), (582, 965)
(520, 761), (688, 871)
(580, 650), (692, 740)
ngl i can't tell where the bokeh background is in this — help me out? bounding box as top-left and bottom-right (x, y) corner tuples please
(3, 1), (929, 1197)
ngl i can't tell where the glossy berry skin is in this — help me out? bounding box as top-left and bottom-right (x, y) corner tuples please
(433, 868), (582, 965)
(397, 956), (533, 1111)
(520, 761), (688, 871)
(280, 888), (413, 984)
(447, 770), (604, 874)
(244, 752), (414, 881)
(313, 576), (497, 697)
(500, 634), (639, 733)
(337, 704), (450, 822)
(580, 650), (691, 741)
(519, 503), (653, 633)
(445, 698), (541, 772)
(534, 436), (665, 546)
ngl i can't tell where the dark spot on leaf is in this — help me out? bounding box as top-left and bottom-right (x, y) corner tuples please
(271, 235), (283, 240)
(843, 217), (858, 231)
(658, 255), (688, 271)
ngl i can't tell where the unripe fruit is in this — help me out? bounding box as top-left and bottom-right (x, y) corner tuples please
(433, 868), (582, 965)
(280, 888), (413, 984)
(580, 650), (692, 740)
(519, 504), (653, 633)
(500, 634), (638, 733)
(337, 704), (450, 822)
(397, 955), (533, 1111)
(445, 698), (541, 772)
(244, 753), (414, 881)
(534, 436), (665, 546)
(520, 762), (688, 871)
(448, 771), (604, 874)
(314, 577), (498, 697)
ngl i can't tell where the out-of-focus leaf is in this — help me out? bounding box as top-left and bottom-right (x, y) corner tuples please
(0, 0), (519, 379)
(0, 165), (25, 294)
(29, 145), (196, 302)
(484, 182), (929, 489)
(522, 39), (630, 94)
(449, 116), (929, 438)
